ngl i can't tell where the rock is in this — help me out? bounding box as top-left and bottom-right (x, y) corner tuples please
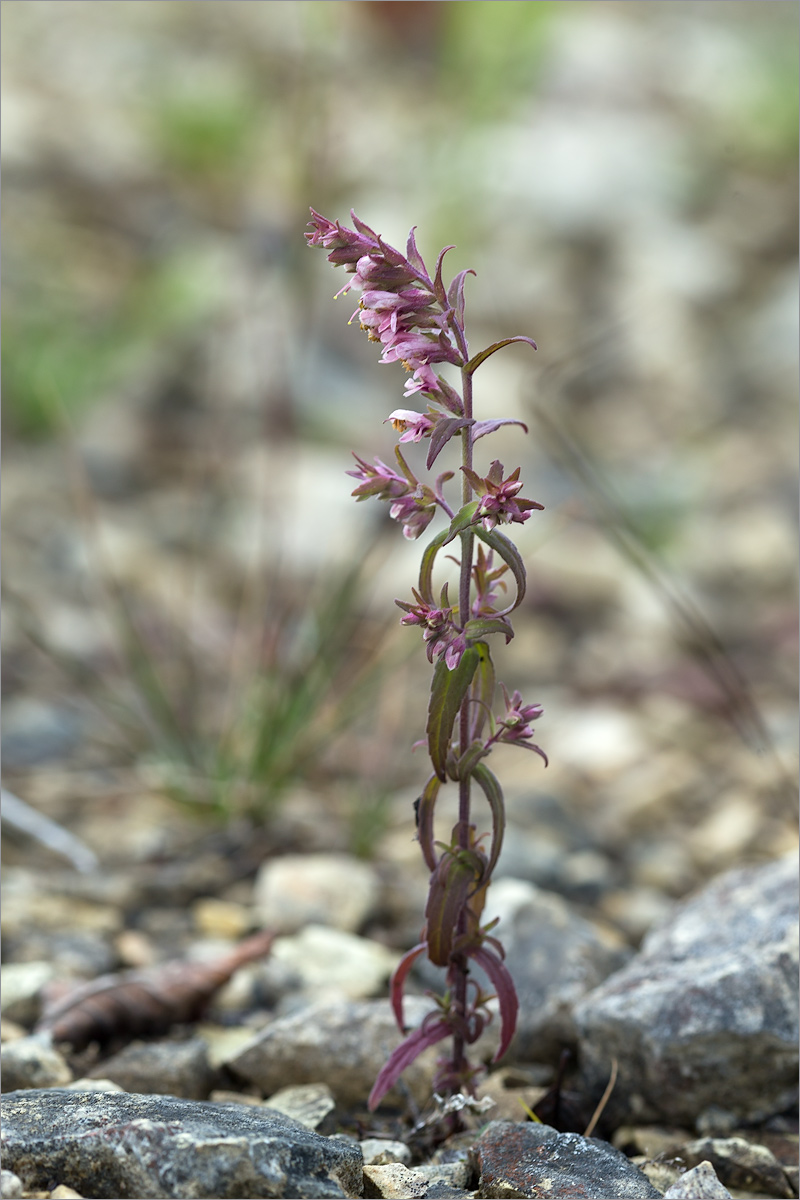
(1, 1089), (363, 1199)
(89, 1037), (216, 1100)
(478, 878), (629, 1060)
(65, 1078), (125, 1093)
(50, 1187), (85, 1199)
(0, 961), (55, 1025)
(253, 853), (379, 934)
(413, 1162), (473, 1190)
(1, 698), (84, 766)
(0, 1036), (72, 1092)
(678, 1135), (795, 1199)
(227, 996), (439, 1108)
(0, 1170), (23, 1199)
(363, 1163), (429, 1198)
(270, 925), (399, 1000)
(574, 854), (799, 1126)
(263, 1082), (337, 1133)
(661, 1161), (732, 1199)
(359, 1138), (413, 1166)
(191, 897), (253, 940)
(473, 1120), (661, 1198)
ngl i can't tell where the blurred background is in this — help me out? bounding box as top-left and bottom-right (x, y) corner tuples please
(2, 1), (797, 950)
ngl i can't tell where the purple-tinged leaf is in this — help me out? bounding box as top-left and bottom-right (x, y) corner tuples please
(463, 616), (514, 644)
(464, 336), (538, 376)
(447, 269), (476, 326)
(418, 528), (450, 606)
(427, 647), (479, 781)
(473, 527), (526, 615)
(471, 763), (505, 880)
(415, 774), (441, 872)
(436, 376), (465, 415)
(470, 945), (518, 1062)
(471, 418), (529, 442)
(469, 640), (496, 741)
(510, 739), (549, 767)
(349, 210), (380, 241)
(394, 444), (419, 487)
(389, 942), (428, 1032)
(433, 245), (456, 306)
(368, 1018), (451, 1111)
(425, 847), (482, 966)
(406, 227), (427, 277)
(427, 418), (473, 471)
(454, 739), (489, 780)
(442, 501), (480, 546)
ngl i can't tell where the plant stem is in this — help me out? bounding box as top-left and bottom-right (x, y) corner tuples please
(451, 363), (475, 1085)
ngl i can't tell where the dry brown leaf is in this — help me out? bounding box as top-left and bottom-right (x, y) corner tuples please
(34, 930), (274, 1051)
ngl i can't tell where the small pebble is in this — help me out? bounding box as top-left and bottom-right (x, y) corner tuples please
(662, 1160), (732, 1199)
(191, 898), (252, 941)
(359, 1138), (412, 1166)
(0, 1169), (23, 1199)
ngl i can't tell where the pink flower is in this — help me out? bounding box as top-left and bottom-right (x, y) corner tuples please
(346, 453), (409, 502)
(384, 409), (436, 443)
(388, 493), (436, 540)
(493, 683), (548, 764)
(462, 460), (544, 531)
(395, 589), (465, 665)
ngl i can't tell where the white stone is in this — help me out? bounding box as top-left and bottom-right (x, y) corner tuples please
(271, 925), (399, 1000)
(253, 853), (379, 934)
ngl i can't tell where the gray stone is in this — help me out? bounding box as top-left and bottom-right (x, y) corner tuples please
(1, 1089), (363, 1199)
(478, 878), (629, 1060)
(263, 1082), (337, 1133)
(0, 1170), (23, 1199)
(359, 1138), (412, 1166)
(227, 996), (439, 1108)
(678, 1136), (795, 1199)
(253, 853), (379, 934)
(574, 854), (799, 1126)
(270, 925), (399, 1001)
(0, 961), (55, 1025)
(90, 1037), (216, 1100)
(662, 1161), (732, 1199)
(0, 1034), (72, 1092)
(474, 1120), (661, 1198)
(363, 1163), (429, 1198)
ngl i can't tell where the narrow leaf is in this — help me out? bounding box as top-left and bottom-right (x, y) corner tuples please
(418, 528), (450, 606)
(389, 942), (428, 1032)
(416, 774), (441, 872)
(442, 501), (480, 546)
(464, 336), (538, 376)
(406, 227), (426, 276)
(470, 945), (519, 1062)
(427, 647), (479, 780)
(368, 1018), (451, 1110)
(463, 616), (514, 644)
(426, 418), (472, 471)
(425, 849), (481, 966)
(471, 763), (505, 880)
(472, 418), (529, 442)
(447, 268), (476, 326)
(394, 444), (418, 487)
(433, 245), (456, 305)
(469, 641), (496, 741)
(454, 739), (489, 780)
(473, 527), (526, 615)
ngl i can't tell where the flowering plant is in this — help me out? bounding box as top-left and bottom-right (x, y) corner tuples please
(307, 209), (547, 1110)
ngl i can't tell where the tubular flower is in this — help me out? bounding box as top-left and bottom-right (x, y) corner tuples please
(346, 453), (410, 502)
(462, 460), (544, 532)
(389, 492), (437, 540)
(396, 589), (465, 665)
(493, 683), (548, 764)
(385, 409), (437, 443)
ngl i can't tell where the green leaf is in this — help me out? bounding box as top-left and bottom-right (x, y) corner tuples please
(472, 762), (506, 879)
(463, 616), (514, 643)
(473, 526), (526, 614)
(415, 773), (441, 872)
(442, 500), (480, 546)
(427, 647), (479, 781)
(464, 335), (537, 376)
(454, 739), (489, 779)
(425, 845), (483, 966)
(469, 640), (496, 740)
(418, 528), (451, 606)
